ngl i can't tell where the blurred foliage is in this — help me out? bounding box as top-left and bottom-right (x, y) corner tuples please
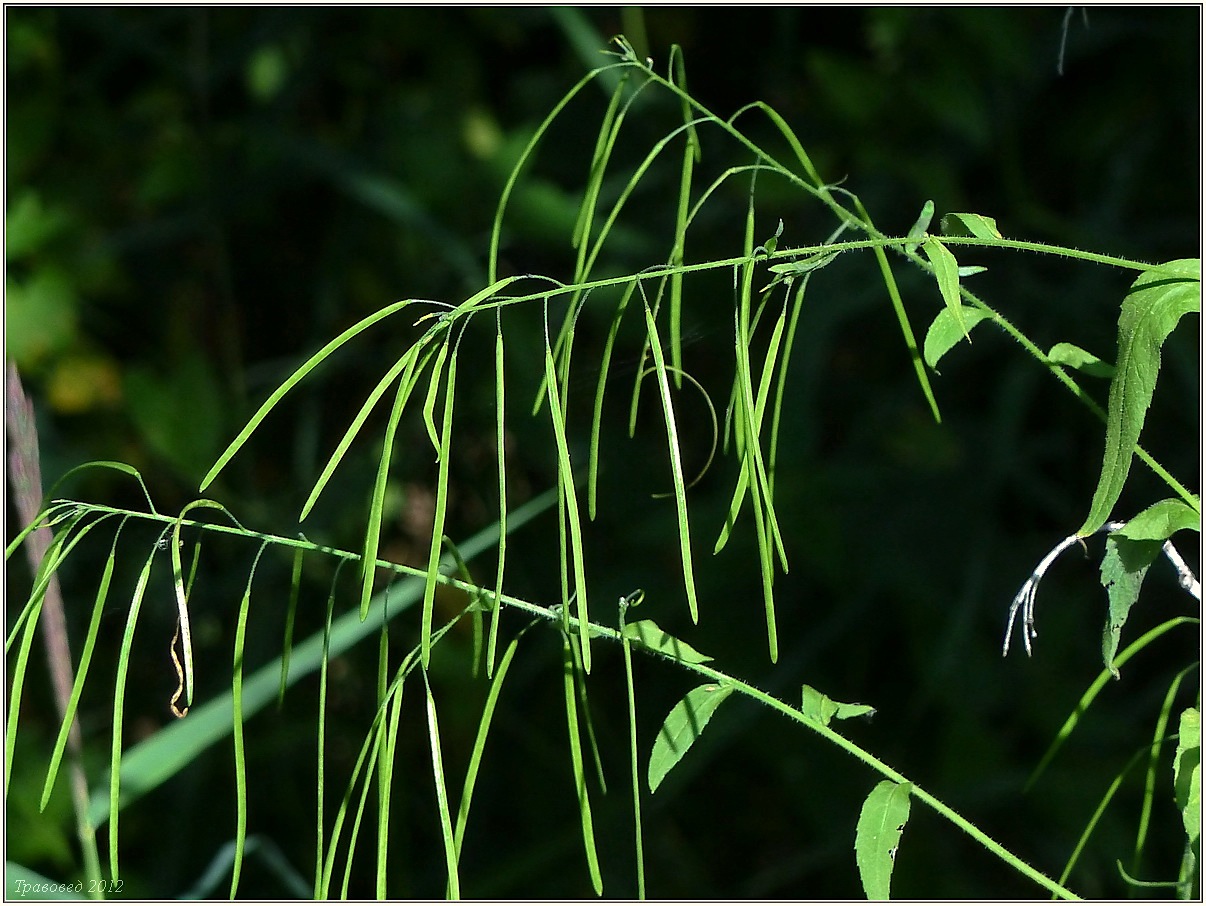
(5, 7), (1200, 898)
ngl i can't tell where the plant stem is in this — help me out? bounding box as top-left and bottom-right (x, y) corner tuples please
(5, 363), (105, 895)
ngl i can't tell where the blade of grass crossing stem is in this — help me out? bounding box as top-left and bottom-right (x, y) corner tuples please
(852, 195), (940, 423)
(642, 304), (700, 622)
(41, 518), (129, 809)
(454, 620), (539, 859)
(424, 671), (460, 900)
(421, 337), (459, 669)
(361, 342), (432, 622)
(619, 596), (647, 898)
(108, 545), (157, 880)
(669, 48), (700, 389)
(544, 323), (591, 672)
(376, 676), (405, 898)
(200, 298), (416, 492)
(229, 540), (270, 897)
(278, 547), (303, 707)
(300, 342), (432, 521)
(562, 634), (604, 894)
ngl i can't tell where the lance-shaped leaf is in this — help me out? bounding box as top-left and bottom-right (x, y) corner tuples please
(800, 684), (875, 727)
(1079, 259), (1201, 537)
(1046, 342), (1116, 379)
(940, 212), (1002, 240)
(648, 684), (732, 793)
(905, 199), (934, 254)
(923, 305), (992, 372)
(1115, 498), (1201, 543)
(922, 236), (965, 338)
(622, 619), (712, 664)
(855, 780), (912, 900)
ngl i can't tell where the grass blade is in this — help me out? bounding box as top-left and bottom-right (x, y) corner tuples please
(453, 619), (540, 860)
(360, 336), (434, 622)
(200, 298), (417, 492)
(108, 544), (158, 881)
(544, 313), (591, 672)
(562, 634), (603, 895)
(278, 546), (304, 708)
(489, 315), (508, 678)
(40, 518), (129, 810)
(424, 670), (460, 899)
(229, 540), (271, 897)
(86, 489), (557, 828)
(619, 592), (647, 898)
(421, 334), (461, 669)
(642, 303), (700, 623)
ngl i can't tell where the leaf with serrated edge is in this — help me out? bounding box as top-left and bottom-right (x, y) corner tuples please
(621, 619), (712, 664)
(648, 684), (732, 793)
(1079, 259), (1200, 536)
(1099, 535), (1162, 677)
(855, 780), (912, 900)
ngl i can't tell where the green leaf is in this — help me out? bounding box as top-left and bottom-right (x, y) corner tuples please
(905, 199), (934, 254)
(800, 684), (875, 727)
(921, 236), (965, 337)
(648, 684), (733, 794)
(1078, 259), (1201, 536)
(1046, 342), (1116, 379)
(1099, 535), (1162, 678)
(621, 619), (712, 664)
(855, 780), (913, 900)
(1174, 707), (1200, 851)
(922, 305), (992, 371)
(1115, 498), (1201, 543)
(767, 249), (840, 280)
(939, 212), (1002, 240)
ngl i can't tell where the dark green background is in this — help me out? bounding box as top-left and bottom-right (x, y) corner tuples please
(6, 7), (1200, 898)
